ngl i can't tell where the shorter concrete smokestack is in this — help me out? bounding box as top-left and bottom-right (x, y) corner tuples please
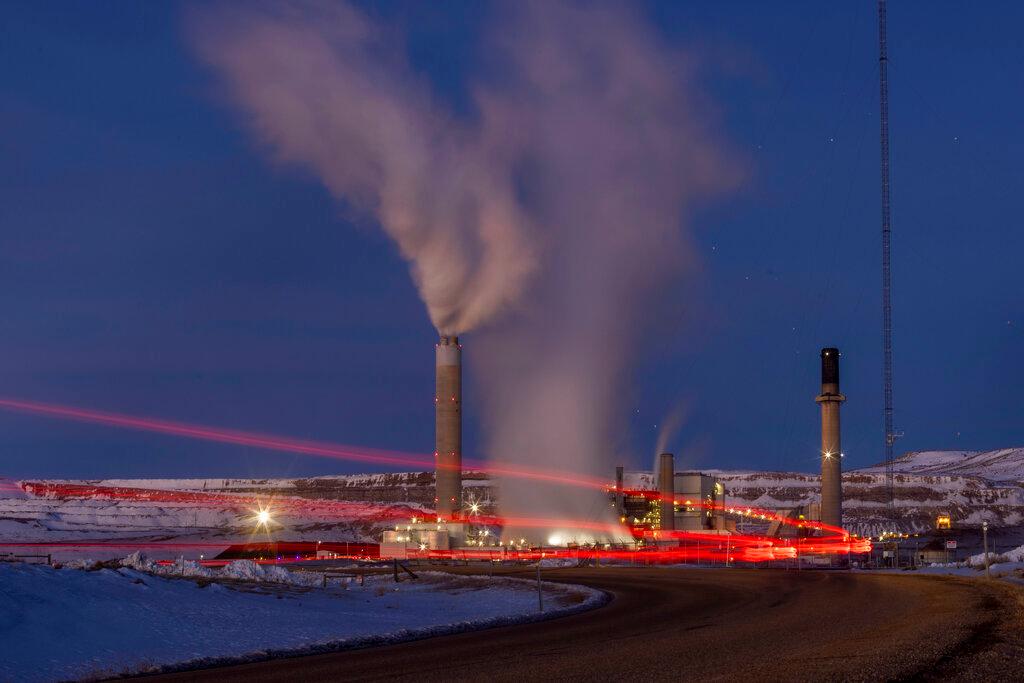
(815, 347), (845, 529)
(658, 452), (675, 532)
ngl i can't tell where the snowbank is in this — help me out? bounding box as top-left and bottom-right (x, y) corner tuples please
(113, 552), (323, 586)
(966, 543), (1024, 568)
(118, 551), (213, 578)
(217, 559), (323, 586)
(60, 558), (101, 571)
(0, 563), (605, 681)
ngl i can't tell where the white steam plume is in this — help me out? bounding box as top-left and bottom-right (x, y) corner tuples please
(655, 401), (693, 462)
(191, 1), (739, 541)
(190, 2), (536, 335)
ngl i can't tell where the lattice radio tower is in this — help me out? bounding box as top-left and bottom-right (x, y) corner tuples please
(878, 0), (897, 514)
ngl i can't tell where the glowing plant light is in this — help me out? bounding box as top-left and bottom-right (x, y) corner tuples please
(254, 506), (273, 528)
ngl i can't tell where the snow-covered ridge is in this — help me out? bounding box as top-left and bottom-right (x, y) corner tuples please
(620, 449), (1024, 536)
(0, 478), (432, 551)
(32, 470), (487, 492)
(857, 448), (1024, 484)
(4, 449), (1023, 542)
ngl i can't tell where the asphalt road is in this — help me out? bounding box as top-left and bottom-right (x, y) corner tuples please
(152, 567), (1024, 682)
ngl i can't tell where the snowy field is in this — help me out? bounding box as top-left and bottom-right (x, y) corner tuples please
(0, 561), (604, 682)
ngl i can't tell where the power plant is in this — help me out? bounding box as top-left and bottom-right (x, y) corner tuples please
(434, 335), (462, 520)
(384, 337), (850, 556)
(610, 348), (848, 541)
(816, 347), (845, 529)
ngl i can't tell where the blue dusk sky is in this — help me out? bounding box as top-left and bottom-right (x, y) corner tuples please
(1, 1), (1020, 478)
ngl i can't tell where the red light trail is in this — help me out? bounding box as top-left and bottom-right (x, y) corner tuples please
(0, 397), (435, 469)
(19, 482), (840, 542)
(19, 481), (424, 525)
(0, 539), (863, 565)
(0, 396), (870, 562)
(0, 397), (609, 491)
(9, 481), (870, 562)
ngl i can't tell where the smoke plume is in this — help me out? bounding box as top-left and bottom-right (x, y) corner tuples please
(655, 401), (693, 462)
(190, 1), (536, 335)
(191, 1), (738, 540)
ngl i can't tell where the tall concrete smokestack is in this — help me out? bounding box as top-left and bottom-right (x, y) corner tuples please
(657, 452), (675, 532)
(815, 347), (845, 529)
(435, 335), (462, 519)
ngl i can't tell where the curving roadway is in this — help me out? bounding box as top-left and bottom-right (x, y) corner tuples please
(152, 567), (1024, 682)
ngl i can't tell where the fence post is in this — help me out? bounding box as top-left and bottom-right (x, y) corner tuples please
(536, 562), (543, 613)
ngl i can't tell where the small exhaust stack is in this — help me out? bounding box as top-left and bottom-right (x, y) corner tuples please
(658, 452), (675, 532)
(615, 466), (625, 516)
(435, 335), (462, 519)
(815, 347), (846, 529)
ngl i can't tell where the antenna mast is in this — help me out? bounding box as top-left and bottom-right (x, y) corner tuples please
(878, 0), (896, 514)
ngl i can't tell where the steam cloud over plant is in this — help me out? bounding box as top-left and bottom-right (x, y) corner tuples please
(192, 0), (738, 539)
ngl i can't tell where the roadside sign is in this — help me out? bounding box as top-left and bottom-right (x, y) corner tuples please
(945, 540), (957, 550)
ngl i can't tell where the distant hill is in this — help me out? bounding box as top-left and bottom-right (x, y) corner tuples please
(3, 450), (1023, 547)
(627, 449), (1024, 537)
(857, 448), (1024, 485)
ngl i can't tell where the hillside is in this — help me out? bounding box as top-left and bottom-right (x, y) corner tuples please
(858, 448), (1024, 484)
(714, 448), (1024, 536)
(2, 449), (1022, 547)
(622, 463), (1024, 537)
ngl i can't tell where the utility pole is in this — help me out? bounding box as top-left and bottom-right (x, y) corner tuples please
(983, 521), (991, 579)
(878, 0), (897, 518)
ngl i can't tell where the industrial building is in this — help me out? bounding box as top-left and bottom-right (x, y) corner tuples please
(612, 453), (734, 539)
(381, 517), (477, 558)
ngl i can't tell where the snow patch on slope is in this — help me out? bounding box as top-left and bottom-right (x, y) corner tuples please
(858, 448), (1024, 484)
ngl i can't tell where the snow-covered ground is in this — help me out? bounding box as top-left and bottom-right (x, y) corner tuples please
(0, 561), (604, 682)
